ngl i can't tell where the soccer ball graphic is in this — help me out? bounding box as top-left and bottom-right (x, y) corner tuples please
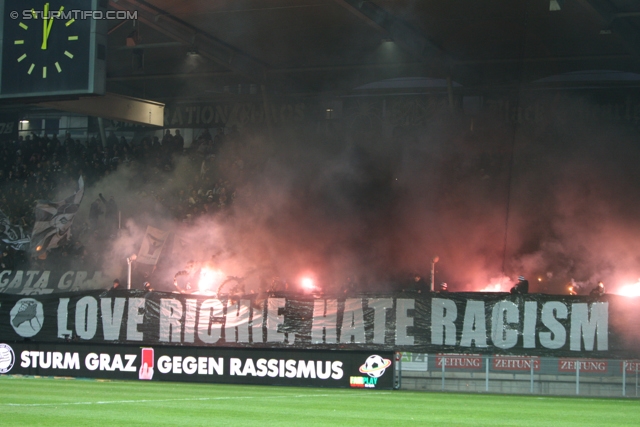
(359, 354), (392, 378)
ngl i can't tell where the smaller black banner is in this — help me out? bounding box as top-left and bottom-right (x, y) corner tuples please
(0, 342), (395, 389)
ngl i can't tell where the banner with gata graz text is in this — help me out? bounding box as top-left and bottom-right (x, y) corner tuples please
(0, 270), (107, 295)
(0, 290), (638, 358)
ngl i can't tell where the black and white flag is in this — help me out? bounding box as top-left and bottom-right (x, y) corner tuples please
(30, 177), (85, 253)
(137, 226), (169, 265)
(0, 209), (30, 251)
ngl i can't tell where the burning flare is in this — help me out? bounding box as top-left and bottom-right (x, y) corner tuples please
(616, 280), (640, 297)
(198, 267), (226, 293)
(479, 275), (512, 292)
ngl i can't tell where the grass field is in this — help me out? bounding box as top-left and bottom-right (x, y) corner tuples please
(0, 376), (638, 426)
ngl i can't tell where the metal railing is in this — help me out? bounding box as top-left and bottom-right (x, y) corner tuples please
(397, 353), (640, 397)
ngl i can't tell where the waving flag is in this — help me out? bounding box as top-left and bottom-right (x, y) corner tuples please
(30, 177), (85, 253)
(137, 226), (169, 265)
(0, 209), (30, 251)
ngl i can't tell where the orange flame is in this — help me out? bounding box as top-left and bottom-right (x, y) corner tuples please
(198, 267), (226, 292)
(617, 280), (640, 297)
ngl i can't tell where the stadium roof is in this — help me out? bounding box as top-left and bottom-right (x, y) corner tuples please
(104, 0), (640, 102)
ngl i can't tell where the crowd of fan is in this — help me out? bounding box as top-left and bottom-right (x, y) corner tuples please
(0, 125), (248, 270)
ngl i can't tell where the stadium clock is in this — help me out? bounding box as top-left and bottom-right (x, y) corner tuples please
(0, 0), (106, 99)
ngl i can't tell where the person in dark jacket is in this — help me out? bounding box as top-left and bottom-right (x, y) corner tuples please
(510, 275), (529, 294)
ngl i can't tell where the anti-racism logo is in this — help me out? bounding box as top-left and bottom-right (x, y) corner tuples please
(10, 298), (44, 337)
(351, 354), (392, 388)
(359, 355), (392, 378)
(0, 343), (15, 373)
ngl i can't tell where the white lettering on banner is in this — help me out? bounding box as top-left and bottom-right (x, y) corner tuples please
(428, 299), (607, 351)
(100, 298), (126, 340)
(228, 357), (343, 379)
(57, 271), (75, 290)
(522, 301), (537, 348)
(293, 298), (397, 345)
(558, 359), (608, 373)
(57, 298), (73, 338)
(539, 301), (568, 349)
(183, 299), (198, 343)
(491, 301), (519, 349)
(266, 298), (286, 343)
(58, 271), (102, 291)
(197, 299), (224, 343)
(75, 296), (98, 340)
(225, 300), (251, 343)
(396, 299), (415, 345)
(126, 298), (145, 341)
(436, 354), (483, 369)
(311, 299), (338, 344)
(72, 272), (87, 291)
(340, 299), (366, 344)
(493, 356), (541, 371)
(251, 303), (264, 343)
(84, 353), (137, 372)
(19, 271), (50, 295)
(460, 301), (488, 347)
(0, 270), (105, 294)
(367, 298), (392, 344)
(159, 299), (183, 342)
(622, 361), (640, 373)
(0, 270), (11, 288)
(20, 351), (80, 370)
(570, 303), (608, 351)
(157, 355), (223, 375)
(19, 271), (39, 294)
(56, 297), (145, 341)
(40, 294), (614, 353)
(431, 298), (457, 346)
(6, 271), (23, 290)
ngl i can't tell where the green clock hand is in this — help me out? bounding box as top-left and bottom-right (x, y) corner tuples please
(41, 2), (49, 50)
(41, 3), (64, 50)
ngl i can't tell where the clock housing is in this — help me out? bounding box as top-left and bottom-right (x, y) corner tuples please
(0, 0), (106, 99)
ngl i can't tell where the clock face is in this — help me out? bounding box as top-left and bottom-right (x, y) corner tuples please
(1, 0), (94, 97)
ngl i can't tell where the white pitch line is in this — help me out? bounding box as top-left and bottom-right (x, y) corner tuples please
(2, 392), (391, 407)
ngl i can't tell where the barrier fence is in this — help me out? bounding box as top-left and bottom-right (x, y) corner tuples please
(397, 353), (640, 397)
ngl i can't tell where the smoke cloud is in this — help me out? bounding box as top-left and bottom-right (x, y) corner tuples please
(26, 92), (640, 296)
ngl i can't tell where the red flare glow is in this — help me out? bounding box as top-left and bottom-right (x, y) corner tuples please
(301, 277), (314, 290)
(616, 280), (640, 297)
(198, 267), (226, 292)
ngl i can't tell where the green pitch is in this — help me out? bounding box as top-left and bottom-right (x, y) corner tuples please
(0, 376), (638, 427)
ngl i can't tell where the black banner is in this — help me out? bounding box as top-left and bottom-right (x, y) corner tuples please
(0, 342), (394, 389)
(0, 291), (638, 358)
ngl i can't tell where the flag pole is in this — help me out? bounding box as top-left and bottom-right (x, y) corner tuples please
(127, 254), (137, 289)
